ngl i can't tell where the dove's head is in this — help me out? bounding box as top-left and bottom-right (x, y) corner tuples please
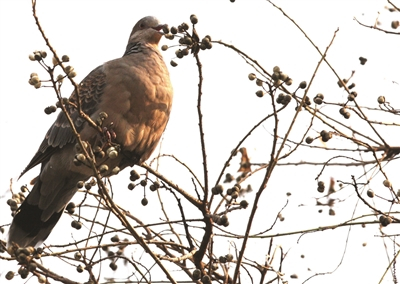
(128, 16), (165, 46)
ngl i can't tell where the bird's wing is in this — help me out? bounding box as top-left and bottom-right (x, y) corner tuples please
(20, 65), (106, 178)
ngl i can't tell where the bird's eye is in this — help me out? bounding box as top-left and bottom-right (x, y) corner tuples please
(139, 23), (145, 29)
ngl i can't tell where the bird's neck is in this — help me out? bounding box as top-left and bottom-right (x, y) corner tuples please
(123, 42), (142, 56)
(123, 42), (160, 57)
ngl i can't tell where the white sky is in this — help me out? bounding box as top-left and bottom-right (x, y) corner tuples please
(0, 0), (399, 283)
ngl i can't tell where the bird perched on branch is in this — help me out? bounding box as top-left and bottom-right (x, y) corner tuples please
(8, 16), (173, 248)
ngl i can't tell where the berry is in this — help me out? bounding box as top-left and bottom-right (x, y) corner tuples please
(256, 90), (264, 97)
(5, 271), (14, 280)
(248, 73), (256, 81)
(190, 14), (198, 24)
(74, 252), (82, 260)
(305, 136), (313, 144)
(109, 262), (118, 271)
(71, 220), (82, 229)
(99, 164), (109, 173)
(383, 179), (392, 188)
(359, 57), (367, 65)
(272, 66), (280, 73)
(192, 269), (201, 280)
(162, 25), (169, 34)
(240, 200), (249, 208)
(107, 147), (118, 159)
(130, 170), (140, 181)
(391, 20), (399, 29)
(299, 81), (307, 89)
(313, 97), (323, 105)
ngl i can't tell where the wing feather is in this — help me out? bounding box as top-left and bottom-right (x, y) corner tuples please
(20, 65), (107, 177)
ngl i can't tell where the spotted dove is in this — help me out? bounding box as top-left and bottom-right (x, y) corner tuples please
(8, 16), (173, 248)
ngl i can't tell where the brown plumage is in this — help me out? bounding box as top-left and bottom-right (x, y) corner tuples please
(8, 16), (173, 248)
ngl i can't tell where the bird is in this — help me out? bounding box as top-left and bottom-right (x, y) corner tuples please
(8, 16), (173, 248)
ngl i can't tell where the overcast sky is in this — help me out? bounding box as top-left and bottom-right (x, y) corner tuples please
(0, 0), (399, 283)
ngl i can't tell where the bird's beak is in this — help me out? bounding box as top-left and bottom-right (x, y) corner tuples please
(152, 24), (166, 33)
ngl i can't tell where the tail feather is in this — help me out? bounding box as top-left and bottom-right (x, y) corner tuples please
(8, 201), (64, 248)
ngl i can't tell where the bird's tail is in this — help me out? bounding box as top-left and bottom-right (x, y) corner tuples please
(7, 176), (79, 249)
(8, 201), (64, 249)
